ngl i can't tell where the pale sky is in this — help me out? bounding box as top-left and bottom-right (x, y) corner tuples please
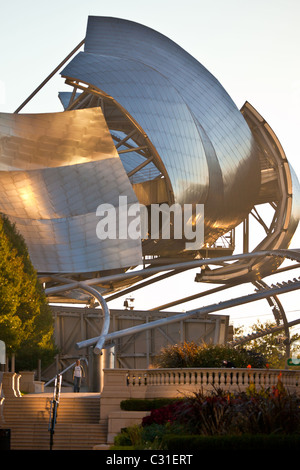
(1, 0), (300, 333)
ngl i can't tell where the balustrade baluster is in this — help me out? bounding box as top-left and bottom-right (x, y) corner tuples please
(232, 371), (237, 389)
(204, 371), (209, 387)
(270, 372), (276, 388)
(264, 371), (270, 388)
(200, 371), (205, 386)
(190, 371), (196, 386)
(252, 372), (257, 388)
(207, 371), (214, 391)
(219, 371), (226, 388)
(174, 371), (178, 385)
(260, 371), (266, 389)
(148, 371), (152, 385)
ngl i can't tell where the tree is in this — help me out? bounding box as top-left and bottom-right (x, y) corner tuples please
(234, 320), (300, 369)
(0, 214), (57, 370)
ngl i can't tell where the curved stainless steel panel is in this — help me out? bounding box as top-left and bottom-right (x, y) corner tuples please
(1, 16), (299, 293)
(0, 108), (142, 273)
(62, 53), (210, 207)
(61, 16), (261, 243)
(0, 108), (116, 170)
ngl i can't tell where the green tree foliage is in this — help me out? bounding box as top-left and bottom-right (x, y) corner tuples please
(0, 214), (57, 370)
(234, 320), (300, 369)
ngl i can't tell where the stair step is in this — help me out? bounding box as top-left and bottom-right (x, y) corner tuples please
(1, 393), (107, 450)
(6, 423), (107, 450)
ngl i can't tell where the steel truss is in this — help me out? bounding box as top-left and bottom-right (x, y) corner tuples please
(44, 249), (300, 359)
(64, 78), (172, 199)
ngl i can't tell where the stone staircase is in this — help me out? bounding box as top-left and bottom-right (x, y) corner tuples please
(0, 393), (108, 450)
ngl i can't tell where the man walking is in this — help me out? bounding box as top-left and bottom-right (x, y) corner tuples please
(73, 359), (85, 392)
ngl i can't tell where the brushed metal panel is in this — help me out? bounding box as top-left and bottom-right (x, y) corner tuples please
(61, 16), (261, 243)
(0, 108), (117, 169)
(0, 108), (142, 273)
(83, 16), (260, 210)
(62, 52), (210, 207)
(2, 16), (298, 286)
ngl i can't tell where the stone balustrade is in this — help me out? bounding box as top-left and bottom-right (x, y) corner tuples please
(100, 367), (300, 421)
(126, 368), (300, 395)
(101, 367), (300, 443)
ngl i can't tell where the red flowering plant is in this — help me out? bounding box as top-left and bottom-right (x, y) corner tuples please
(271, 372), (286, 398)
(141, 382), (300, 436)
(142, 389), (235, 435)
(142, 401), (185, 427)
(175, 389), (235, 435)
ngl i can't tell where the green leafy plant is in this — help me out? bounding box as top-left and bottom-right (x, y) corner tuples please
(114, 424), (143, 447)
(120, 398), (178, 411)
(154, 341), (267, 369)
(114, 375), (300, 450)
(141, 377), (300, 437)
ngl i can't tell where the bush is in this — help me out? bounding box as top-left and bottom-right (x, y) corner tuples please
(114, 374), (300, 450)
(120, 398), (179, 411)
(142, 401), (185, 426)
(154, 342), (267, 368)
(114, 422), (186, 450)
(172, 386), (300, 436)
(141, 379), (300, 437)
(114, 425), (143, 447)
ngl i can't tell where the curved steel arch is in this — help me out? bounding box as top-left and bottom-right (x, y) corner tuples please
(77, 283), (110, 354)
(41, 248), (300, 356)
(74, 260), (300, 353)
(197, 102), (300, 285)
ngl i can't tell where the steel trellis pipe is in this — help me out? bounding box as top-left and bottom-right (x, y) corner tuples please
(77, 283), (110, 354)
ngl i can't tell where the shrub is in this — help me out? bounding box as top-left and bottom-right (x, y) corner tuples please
(141, 379), (300, 436)
(120, 398), (178, 411)
(115, 422), (187, 450)
(142, 401), (185, 426)
(114, 424), (143, 447)
(154, 342), (267, 368)
(114, 374), (300, 450)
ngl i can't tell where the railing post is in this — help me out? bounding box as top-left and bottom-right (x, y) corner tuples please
(219, 370), (226, 388)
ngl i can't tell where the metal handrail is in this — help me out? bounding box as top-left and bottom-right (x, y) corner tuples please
(44, 357), (88, 387)
(48, 374), (62, 450)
